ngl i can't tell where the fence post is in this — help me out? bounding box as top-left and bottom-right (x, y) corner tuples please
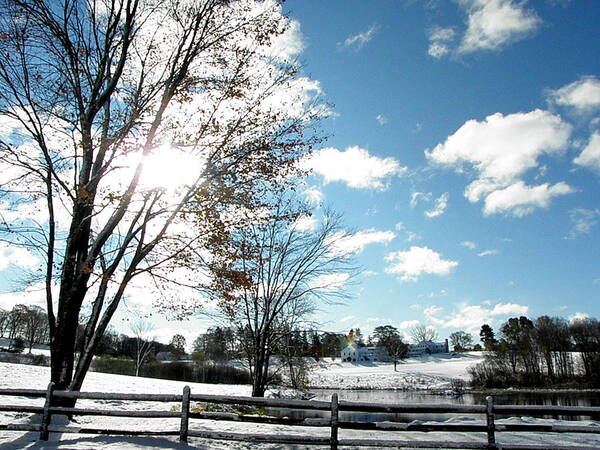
(330, 393), (339, 450)
(40, 382), (54, 441)
(486, 395), (496, 450)
(179, 385), (191, 443)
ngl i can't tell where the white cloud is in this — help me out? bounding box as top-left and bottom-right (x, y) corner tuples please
(405, 231), (421, 242)
(424, 305), (443, 316)
(574, 131), (600, 172)
(460, 240), (477, 250)
(270, 19), (304, 59)
(398, 319), (420, 330)
(0, 280), (58, 311)
(376, 114), (388, 125)
(489, 302), (528, 316)
(410, 191), (432, 208)
(367, 317), (383, 323)
(362, 270), (378, 277)
(459, 0), (541, 54)
(427, 26), (455, 59)
(340, 315), (356, 323)
(330, 229), (396, 255)
(477, 249), (499, 257)
(0, 242), (39, 271)
(483, 181), (574, 217)
(341, 25), (378, 50)
(425, 192), (449, 218)
(425, 301), (529, 332)
(384, 246), (458, 282)
(306, 146), (406, 190)
(310, 272), (350, 291)
(294, 215), (317, 232)
(566, 208), (600, 239)
(303, 186), (324, 205)
(569, 312), (591, 323)
(426, 110), (573, 216)
(551, 76), (600, 113)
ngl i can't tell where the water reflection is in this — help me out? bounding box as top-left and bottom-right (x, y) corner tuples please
(266, 389), (600, 423)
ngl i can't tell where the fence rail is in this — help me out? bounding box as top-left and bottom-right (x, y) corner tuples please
(1, 383), (600, 449)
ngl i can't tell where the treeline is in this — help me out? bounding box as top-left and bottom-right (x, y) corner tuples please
(191, 326), (347, 362)
(470, 315), (600, 388)
(0, 304), (50, 353)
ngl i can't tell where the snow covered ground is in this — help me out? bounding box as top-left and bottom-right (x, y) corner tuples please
(2, 359), (600, 449)
(309, 353), (483, 390)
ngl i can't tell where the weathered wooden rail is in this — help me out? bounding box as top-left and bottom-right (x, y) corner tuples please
(1, 383), (600, 449)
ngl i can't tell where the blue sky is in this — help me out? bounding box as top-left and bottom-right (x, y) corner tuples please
(0, 0), (598, 345)
(285, 0), (600, 339)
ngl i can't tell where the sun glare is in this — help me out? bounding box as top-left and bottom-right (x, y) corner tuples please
(140, 145), (204, 192)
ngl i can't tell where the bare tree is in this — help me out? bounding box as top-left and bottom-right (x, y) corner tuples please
(129, 319), (155, 377)
(22, 305), (49, 353)
(0, 308), (10, 338)
(0, 0), (325, 398)
(207, 204), (356, 396)
(410, 324), (439, 344)
(449, 331), (473, 352)
(5, 304), (27, 348)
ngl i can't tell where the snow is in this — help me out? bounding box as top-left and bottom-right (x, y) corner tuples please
(2, 360), (600, 449)
(0, 338), (51, 356)
(309, 353), (483, 390)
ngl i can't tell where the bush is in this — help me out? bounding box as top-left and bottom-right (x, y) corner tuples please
(12, 337), (25, 353)
(141, 361), (255, 385)
(468, 360), (517, 388)
(92, 356), (135, 375)
(0, 352), (49, 366)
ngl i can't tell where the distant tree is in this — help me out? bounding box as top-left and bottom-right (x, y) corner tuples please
(130, 320), (155, 376)
(354, 328), (365, 347)
(195, 327), (235, 362)
(501, 316), (540, 383)
(479, 324), (497, 351)
(410, 324), (438, 343)
(95, 327), (120, 356)
(6, 305), (28, 348)
(22, 305), (49, 353)
(373, 325), (408, 371)
(0, 309), (9, 337)
(207, 206), (355, 397)
(570, 317), (600, 382)
(449, 331), (473, 352)
(170, 334), (187, 359)
(13, 336), (25, 353)
(321, 333), (343, 357)
(472, 343), (482, 351)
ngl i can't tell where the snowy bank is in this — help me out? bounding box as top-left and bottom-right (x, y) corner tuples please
(309, 353), (484, 390)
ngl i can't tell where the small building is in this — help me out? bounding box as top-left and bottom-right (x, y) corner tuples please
(407, 339), (448, 356)
(340, 344), (390, 362)
(155, 351), (176, 361)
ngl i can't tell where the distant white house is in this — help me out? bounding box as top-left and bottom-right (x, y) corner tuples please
(407, 339), (448, 356)
(340, 345), (389, 362)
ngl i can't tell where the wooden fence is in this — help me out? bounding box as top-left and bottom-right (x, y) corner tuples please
(1, 383), (600, 449)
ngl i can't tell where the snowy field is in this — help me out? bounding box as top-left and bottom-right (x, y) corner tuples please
(309, 353), (484, 390)
(2, 360), (600, 449)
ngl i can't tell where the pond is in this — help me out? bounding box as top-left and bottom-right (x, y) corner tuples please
(267, 389), (600, 423)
